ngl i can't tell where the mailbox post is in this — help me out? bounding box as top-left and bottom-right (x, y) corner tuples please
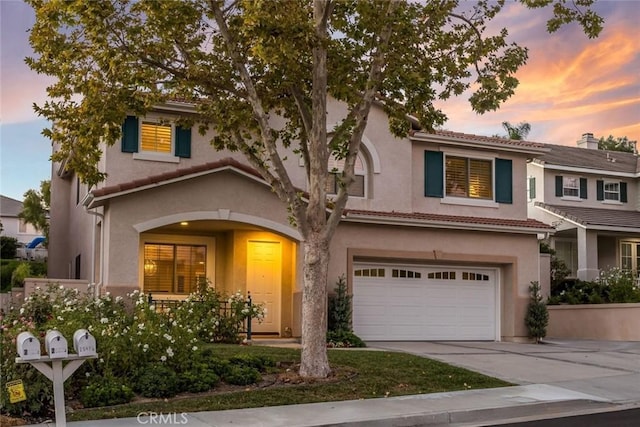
(15, 329), (97, 427)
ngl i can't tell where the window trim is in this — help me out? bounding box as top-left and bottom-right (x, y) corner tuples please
(602, 180), (621, 203)
(139, 233), (216, 296)
(133, 117), (180, 163)
(440, 151), (501, 207)
(620, 240), (640, 273)
(325, 152), (368, 199)
(562, 176), (580, 199)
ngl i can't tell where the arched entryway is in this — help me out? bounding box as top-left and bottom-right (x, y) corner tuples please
(135, 211), (301, 336)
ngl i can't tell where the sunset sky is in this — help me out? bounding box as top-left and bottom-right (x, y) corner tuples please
(1, 0), (638, 201)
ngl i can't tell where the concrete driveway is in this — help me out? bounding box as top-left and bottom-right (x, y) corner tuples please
(368, 339), (640, 399)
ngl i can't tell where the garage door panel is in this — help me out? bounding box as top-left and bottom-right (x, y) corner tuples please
(353, 264), (497, 341)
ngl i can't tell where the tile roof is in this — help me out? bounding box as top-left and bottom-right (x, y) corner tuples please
(535, 203), (640, 229)
(534, 144), (639, 174)
(344, 209), (552, 230)
(431, 130), (548, 149)
(91, 158), (263, 198)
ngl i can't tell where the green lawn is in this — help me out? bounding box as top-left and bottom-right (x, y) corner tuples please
(69, 345), (512, 421)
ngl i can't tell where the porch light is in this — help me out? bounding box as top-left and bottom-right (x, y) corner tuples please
(180, 221), (189, 226)
(144, 259), (157, 275)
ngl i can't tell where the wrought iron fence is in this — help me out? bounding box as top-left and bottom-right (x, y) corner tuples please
(147, 292), (253, 341)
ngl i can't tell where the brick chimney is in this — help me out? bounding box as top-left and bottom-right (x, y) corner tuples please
(576, 133), (599, 150)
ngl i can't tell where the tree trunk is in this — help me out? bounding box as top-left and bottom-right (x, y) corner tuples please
(299, 235), (331, 378)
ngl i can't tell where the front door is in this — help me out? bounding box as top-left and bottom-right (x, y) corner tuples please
(247, 241), (281, 334)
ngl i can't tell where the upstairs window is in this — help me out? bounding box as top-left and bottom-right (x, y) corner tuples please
(121, 116), (191, 160)
(425, 151), (512, 204)
(597, 180), (627, 203)
(326, 154), (366, 198)
(563, 177), (579, 197)
(555, 175), (587, 199)
(604, 182), (620, 201)
(141, 121), (172, 154)
(445, 156), (492, 199)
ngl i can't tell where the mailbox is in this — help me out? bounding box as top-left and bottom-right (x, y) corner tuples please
(45, 330), (68, 359)
(17, 331), (41, 360)
(73, 329), (97, 357)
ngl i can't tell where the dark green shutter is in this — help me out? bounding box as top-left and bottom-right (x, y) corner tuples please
(596, 180), (604, 201)
(620, 182), (628, 203)
(175, 126), (192, 158)
(424, 151), (443, 197)
(495, 158), (512, 204)
(121, 116), (139, 153)
(528, 177), (536, 199)
(579, 178), (587, 199)
(555, 176), (563, 197)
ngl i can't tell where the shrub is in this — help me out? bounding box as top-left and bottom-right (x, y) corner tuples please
(326, 330), (366, 348)
(177, 364), (220, 393)
(171, 279), (265, 344)
(328, 275), (351, 332)
(229, 354), (275, 372)
(133, 364), (179, 398)
(548, 268), (640, 304)
(201, 356), (232, 378)
(1, 236), (18, 259)
(1, 260), (21, 292)
(29, 261), (47, 277)
(10, 262), (31, 287)
(223, 365), (261, 386)
(525, 281), (548, 343)
(326, 275), (366, 347)
(598, 268), (640, 303)
(80, 376), (134, 408)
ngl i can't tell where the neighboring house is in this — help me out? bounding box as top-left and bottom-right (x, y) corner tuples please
(48, 99), (551, 342)
(0, 195), (41, 245)
(527, 133), (640, 281)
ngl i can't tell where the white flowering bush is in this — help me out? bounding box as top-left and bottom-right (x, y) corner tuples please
(171, 280), (265, 344)
(1, 281), (266, 417)
(548, 267), (640, 304)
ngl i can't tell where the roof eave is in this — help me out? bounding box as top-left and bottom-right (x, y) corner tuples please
(532, 162), (638, 178)
(87, 164), (269, 207)
(341, 214), (552, 235)
(410, 132), (550, 156)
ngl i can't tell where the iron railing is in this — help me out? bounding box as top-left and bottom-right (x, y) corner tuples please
(147, 292), (252, 341)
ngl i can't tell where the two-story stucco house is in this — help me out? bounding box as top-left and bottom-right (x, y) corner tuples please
(47, 99), (551, 342)
(527, 133), (640, 281)
(0, 195), (42, 245)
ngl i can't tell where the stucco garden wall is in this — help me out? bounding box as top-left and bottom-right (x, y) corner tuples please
(547, 304), (640, 341)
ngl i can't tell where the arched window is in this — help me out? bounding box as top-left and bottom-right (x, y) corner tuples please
(327, 153), (366, 197)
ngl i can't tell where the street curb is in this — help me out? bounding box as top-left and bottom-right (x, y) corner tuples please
(307, 399), (618, 427)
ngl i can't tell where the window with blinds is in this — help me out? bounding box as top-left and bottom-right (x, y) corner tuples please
(326, 154), (366, 197)
(562, 177), (580, 197)
(446, 156), (492, 199)
(143, 244), (206, 294)
(141, 122), (172, 153)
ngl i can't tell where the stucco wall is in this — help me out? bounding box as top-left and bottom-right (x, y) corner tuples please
(411, 142), (531, 220)
(102, 170), (297, 289)
(548, 304), (640, 341)
(542, 169), (637, 211)
(48, 168), (97, 282)
(326, 222), (541, 341)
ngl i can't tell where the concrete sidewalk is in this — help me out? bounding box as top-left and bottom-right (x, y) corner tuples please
(22, 339), (640, 427)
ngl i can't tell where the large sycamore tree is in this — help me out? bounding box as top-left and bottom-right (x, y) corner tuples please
(27, 0), (602, 378)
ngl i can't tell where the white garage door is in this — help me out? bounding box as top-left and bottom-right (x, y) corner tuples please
(353, 264), (497, 341)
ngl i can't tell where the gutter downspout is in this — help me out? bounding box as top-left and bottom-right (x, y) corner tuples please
(82, 192), (104, 299)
